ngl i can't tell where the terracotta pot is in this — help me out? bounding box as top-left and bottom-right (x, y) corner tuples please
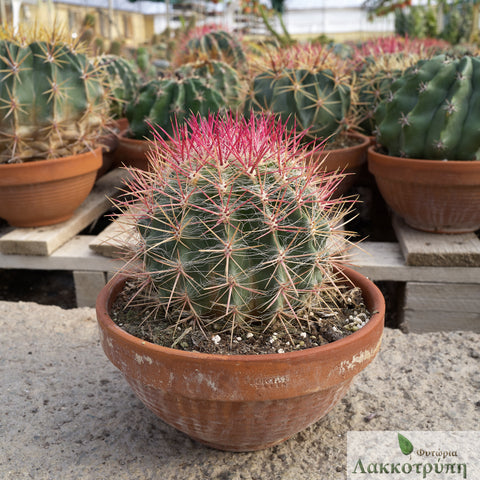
(308, 133), (370, 197)
(0, 147), (102, 227)
(96, 266), (385, 452)
(368, 147), (480, 233)
(114, 132), (152, 171)
(98, 118), (130, 178)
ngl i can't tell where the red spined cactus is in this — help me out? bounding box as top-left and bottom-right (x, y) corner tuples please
(115, 113), (356, 340)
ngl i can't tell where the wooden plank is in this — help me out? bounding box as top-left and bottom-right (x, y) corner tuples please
(1, 231), (480, 285)
(350, 242), (480, 283)
(0, 235), (123, 272)
(73, 271), (108, 307)
(404, 310), (480, 333)
(89, 216), (138, 259)
(91, 230), (480, 284)
(405, 282), (480, 313)
(393, 215), (480, 267)
(0, 169), (128, 256)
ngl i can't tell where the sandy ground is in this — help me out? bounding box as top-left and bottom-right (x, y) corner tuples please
(1, 300), (479, 480)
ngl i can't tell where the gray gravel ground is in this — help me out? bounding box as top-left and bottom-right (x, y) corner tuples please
(1, 300), (479, 480)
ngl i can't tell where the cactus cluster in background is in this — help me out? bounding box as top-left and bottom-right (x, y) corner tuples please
(173, 26), (248, 74)
(375, 54), (480, 160)
(178, 59), (245, 108)
(116, 113), (352, 338)
(0, 28), (110, 164)
(125, 71), (228, 140)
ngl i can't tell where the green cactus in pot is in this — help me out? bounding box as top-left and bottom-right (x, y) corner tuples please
(375, 54), (480, 160)
(0, 28), (110, 164)
(125, 70), (229, 141)
(356, 52), (422, 137)
(114, 113), (360, 342)
(96, 54), (141, 119)
(244, 44), (355, 145)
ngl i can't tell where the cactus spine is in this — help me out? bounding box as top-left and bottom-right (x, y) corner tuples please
(0, 36), (109, 163)
(375, 55), (480, 160)
(118, 114), (351, 338)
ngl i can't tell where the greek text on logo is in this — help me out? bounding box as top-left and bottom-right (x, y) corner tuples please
(347, 431), (479, 480)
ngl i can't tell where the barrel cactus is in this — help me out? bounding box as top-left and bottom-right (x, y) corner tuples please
(375, 55), (480, 160)
(244, 44), (354, 144)
(245, 67), (352, 143)
(125, 72), (227, 140)
(0, 33), (109, 164)
(97, 54), (140, 119)
(116, 113), (353, 338)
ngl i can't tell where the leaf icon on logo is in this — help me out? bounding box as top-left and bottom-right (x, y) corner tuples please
(398, 433), (414, 455)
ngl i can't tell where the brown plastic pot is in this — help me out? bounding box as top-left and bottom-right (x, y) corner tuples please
(368, 147), (480, 233)
(0, 147), (102, 227)
(96, 266), (385, 452)
(308, 133), (370, 197)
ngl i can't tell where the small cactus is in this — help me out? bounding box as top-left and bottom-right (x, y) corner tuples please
(0, 28), (109, 163)
(115, 113), (354, 340)
(375, 54), (480, 160)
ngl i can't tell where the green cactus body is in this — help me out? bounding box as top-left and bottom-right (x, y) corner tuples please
(376, 55), (480, 160)
(97, 54), (140, 118)
(245, 68), (351, 142)
(181, 29), (247, 74)
(357, 54), (421, 136)
(136, 144), (330, 331)
(178, 60), (244, 108)
(0, 39), (107, 163)
(126, 75), (226, 140)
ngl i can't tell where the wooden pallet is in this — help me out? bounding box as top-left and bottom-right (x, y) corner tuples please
(0, 169), (128, 256)
(392, 215), (480, 267)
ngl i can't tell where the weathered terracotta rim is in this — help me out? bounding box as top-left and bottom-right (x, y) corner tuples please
(0, 147), (102, 186)
(96, 265), (385, 363)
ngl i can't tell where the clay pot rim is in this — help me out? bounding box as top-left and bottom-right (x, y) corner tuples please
(0, 146), (102, 169)
(0, 147), (103, 186)
(118, 130), (150, 145)
(96, 265), (385, 364)
(323, 132), (370, 155)
(368, 145), (480, 168)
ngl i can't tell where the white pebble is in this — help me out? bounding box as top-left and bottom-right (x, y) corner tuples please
(212, 334), (221, 345)
(246, 332), (254, 339)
